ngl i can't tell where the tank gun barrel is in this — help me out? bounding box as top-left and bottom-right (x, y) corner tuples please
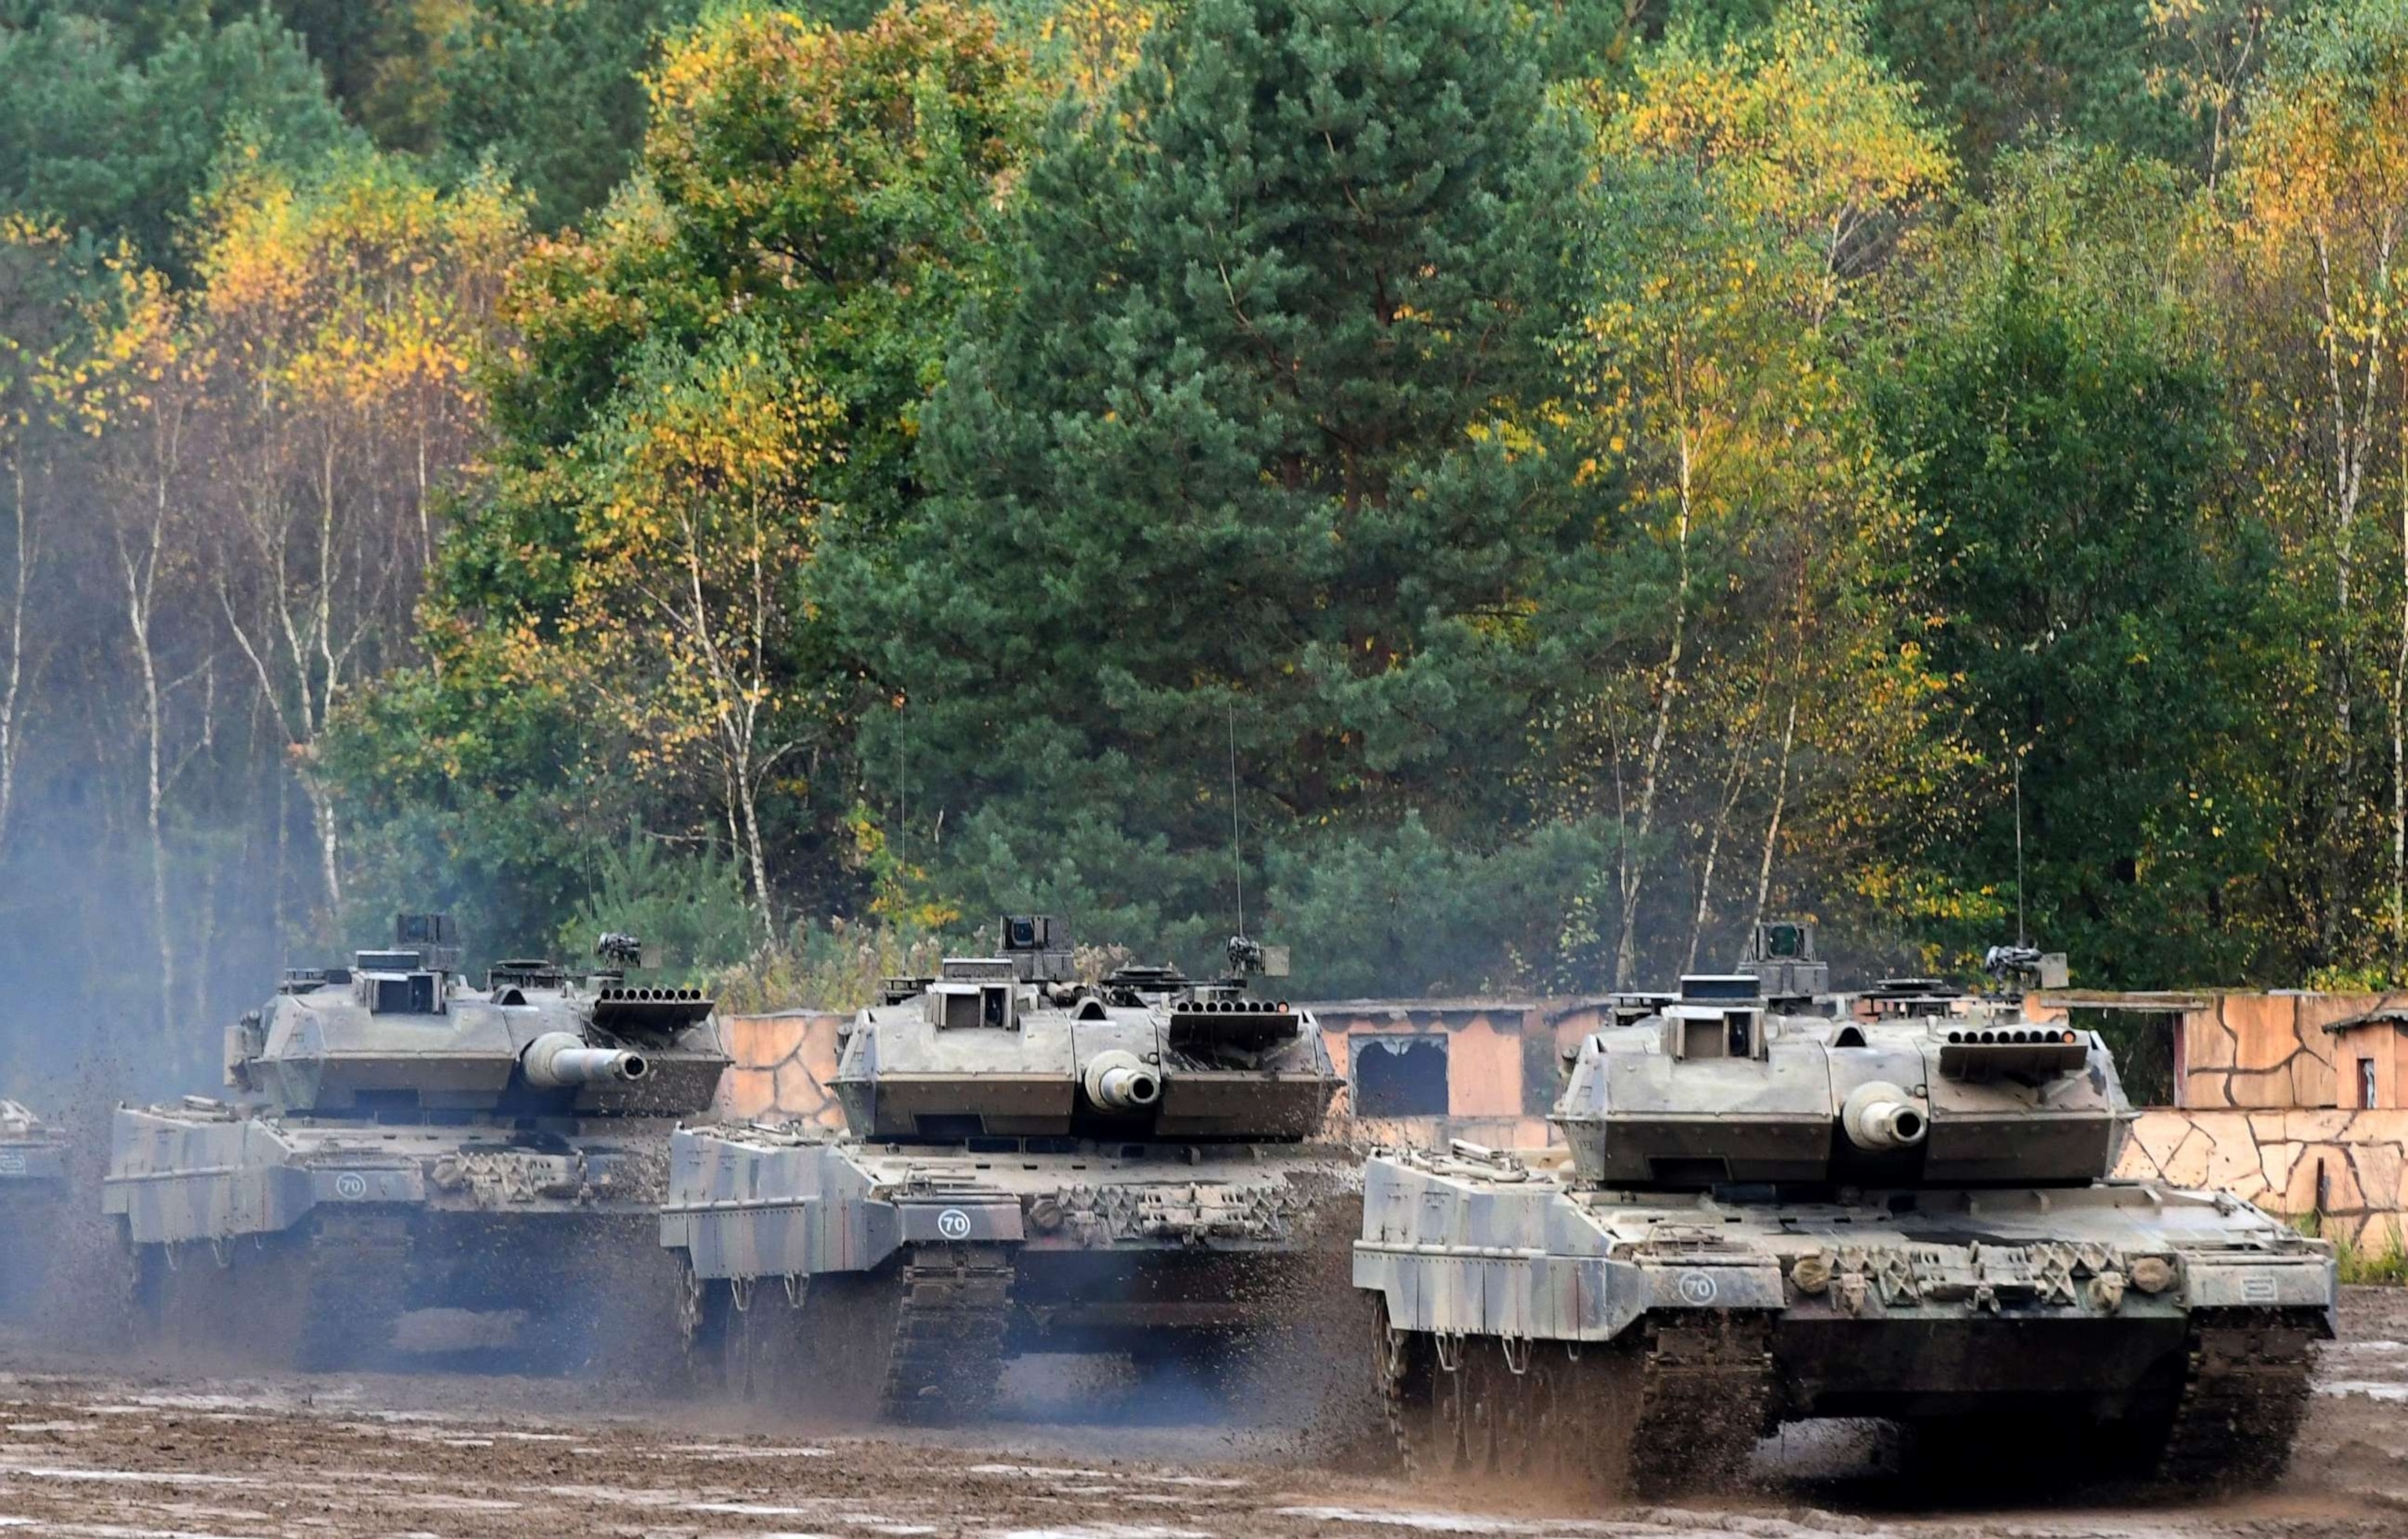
(1081, 1050), (1162, 1113)
(1840, 1080), (1928, 1152)
(522, 1032), (648, 1088)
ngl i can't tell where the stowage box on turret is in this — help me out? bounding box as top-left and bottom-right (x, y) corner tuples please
(661, 917), (1360, 1422)
(1355, 923), (2337, 1497)
(0, 1100), (71, 1316)
(105, 917), (729, 1370)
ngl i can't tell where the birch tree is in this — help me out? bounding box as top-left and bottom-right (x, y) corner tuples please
(80, 256), (204, 1032)
(0, 217), (77, 858)
(566, 331), (840, 938)
(1567, 0), (1949, 982)
(188, 156), (519, 926)
(2229, 1), (2408, 960)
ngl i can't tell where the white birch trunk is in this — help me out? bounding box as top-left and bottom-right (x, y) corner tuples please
(0, 456), (33, 854)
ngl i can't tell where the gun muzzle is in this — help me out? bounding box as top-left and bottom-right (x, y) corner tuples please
(523, 1031), (648, 1087)
(1841, 1080), (1927, 1152)
(1082, 1049), (1162, 1113)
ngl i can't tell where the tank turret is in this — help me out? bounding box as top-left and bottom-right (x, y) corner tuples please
(832, 916), (1338, 1141)
(1555, 933), (2126, 1190)
(108, 913), (730, 1374)
(223, 913), (724, 1120)
(664, 915), (1359, 1425)
(1357, 925), (2336, 1501)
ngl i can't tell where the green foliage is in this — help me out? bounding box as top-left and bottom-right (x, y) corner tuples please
(1264, 815), (1623, 998)
(2341, 1221), (2408, 1286)
(1867, 142), (2268, 983)
(876, 0), (1597, 982)
(0, 8), (358, 266)
(437, 0), (705, 227)
(1863, 0), (2207, 179)
(2297, 1212), (2408, 1285)
(709, 916), (955, 1014)
(339, 2), (1039, 959)
(557, 829), (760, 979)
(263, 0), (460, 153)
(323, 624), (644, 971)
(26, 0), (2408, 1036)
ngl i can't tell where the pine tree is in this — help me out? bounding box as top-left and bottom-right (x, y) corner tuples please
(873, 0), (1592, 956)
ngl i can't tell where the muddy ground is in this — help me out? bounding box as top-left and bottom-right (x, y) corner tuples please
(0, 1289), (2403, 1539)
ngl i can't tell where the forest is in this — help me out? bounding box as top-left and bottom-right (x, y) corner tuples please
(1, 0), (2405, 1083)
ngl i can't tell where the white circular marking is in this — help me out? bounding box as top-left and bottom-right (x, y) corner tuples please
(937, 1207), (972, 1240)
(333, 1172), (368, 1200)
(1677, 1271), (1718, 1305)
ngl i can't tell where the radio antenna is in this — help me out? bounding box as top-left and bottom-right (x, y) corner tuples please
(2013, 750), (2026, 949)
(1228, 704), (1246, 939)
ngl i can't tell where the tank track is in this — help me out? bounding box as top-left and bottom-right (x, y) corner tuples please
(880, 1243), (1014, 1424)
(1377, 1304), (1773, 1498)
(290, 1209), (414, 1370)
(1374, 1298), (1437, 1475)
(0, 1189), (59, 1313)
(1619, 1314), (1775, 1497)
(122, 1211), (415, 1371)
(2156, 1307), (2323, 1493)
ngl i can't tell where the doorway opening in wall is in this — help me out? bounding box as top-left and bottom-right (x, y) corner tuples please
(1352, 1034), (1449, 1117)
(2078, 1008), (2178, 1106)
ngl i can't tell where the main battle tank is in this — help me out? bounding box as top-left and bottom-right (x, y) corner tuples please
(0, 1100), (70, 1316)
(104, 916), (728, 1371)
(1356, 923), (2337, 1497)
(662, 916), (1358, 1422)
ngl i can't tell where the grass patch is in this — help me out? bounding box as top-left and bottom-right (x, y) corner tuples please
(2299, 1212), (2408, 1284)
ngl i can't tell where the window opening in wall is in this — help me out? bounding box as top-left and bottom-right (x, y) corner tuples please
(1352, 1034), (1449, 1117)
(2362, 1057), (2379, 1110)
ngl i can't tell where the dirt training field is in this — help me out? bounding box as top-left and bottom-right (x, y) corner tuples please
(0, 1290), (2403, 1539)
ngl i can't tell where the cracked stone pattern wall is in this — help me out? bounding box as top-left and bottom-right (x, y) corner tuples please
(2175, 992), (2406, 1108)
(713, 1011), (847, 1130)
(2115, 1108), (2408, 1247)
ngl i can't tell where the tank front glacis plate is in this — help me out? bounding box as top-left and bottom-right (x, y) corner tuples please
(1352, 1148), (2337, 1346)
(0, 1140), (67, 1185)
(104, 1105), (677, 1245)
(662, 1123), (1358, 1283)
(0, 1103), (66, 1185)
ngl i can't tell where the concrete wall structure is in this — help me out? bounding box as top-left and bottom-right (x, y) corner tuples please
(2029, 989), (2408, 1110)
(2114, 1108), (2408, 1249)
(1310, 1000), (1565, 1149)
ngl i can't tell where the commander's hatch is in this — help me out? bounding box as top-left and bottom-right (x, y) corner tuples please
(928, 956), (1018, 1030)
(353, 951), (442, 1015)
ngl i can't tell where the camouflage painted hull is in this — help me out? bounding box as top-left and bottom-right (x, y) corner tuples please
(662, 1124), (1362, 1421)
(1355, 1145), (2337, 1495)
(104, 1105), (686, 1371)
